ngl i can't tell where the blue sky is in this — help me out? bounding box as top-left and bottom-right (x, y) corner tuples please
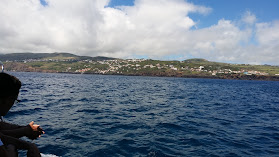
(109, 0), (279, 28)
(108, 0), (134, 7)
(192, 0), (279, 27)
(1, 0), (279, 64)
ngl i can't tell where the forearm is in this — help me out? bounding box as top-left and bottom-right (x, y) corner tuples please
(0, 121), (22, 130)
(0, 124), (42, 140)
(0, 125), (32, 138)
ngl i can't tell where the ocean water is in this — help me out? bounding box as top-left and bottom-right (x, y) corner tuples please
(4, 72), (279, 157)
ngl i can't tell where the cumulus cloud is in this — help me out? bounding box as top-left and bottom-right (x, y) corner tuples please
(0, 0), (278, 64)
(256, 21), (279, 46)
(241, 11), (257, 25)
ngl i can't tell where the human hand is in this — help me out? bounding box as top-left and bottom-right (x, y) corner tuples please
(29, 121), (40, 131)
(29, 121), (45, 137)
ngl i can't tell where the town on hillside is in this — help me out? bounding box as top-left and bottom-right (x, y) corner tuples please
(2, 53), (279, 80)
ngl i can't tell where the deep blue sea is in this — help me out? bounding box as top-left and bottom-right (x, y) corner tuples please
(4, 72), (279, 157)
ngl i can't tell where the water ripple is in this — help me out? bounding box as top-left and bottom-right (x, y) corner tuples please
(5, 72), (279, 156)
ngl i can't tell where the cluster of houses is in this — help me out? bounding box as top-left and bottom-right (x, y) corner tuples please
(22, 58), (76, 63)
(211, 69), (268, 76)
(72, 59), (269, 76)
(15, 57), (272, 76)
(186, 66), (269, 75)
(75, 59), (146, 74)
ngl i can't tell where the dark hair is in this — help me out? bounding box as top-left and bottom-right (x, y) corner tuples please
(0, 73), (21, 98)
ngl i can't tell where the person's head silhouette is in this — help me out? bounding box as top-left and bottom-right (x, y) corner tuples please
(0, 72), (22, 116)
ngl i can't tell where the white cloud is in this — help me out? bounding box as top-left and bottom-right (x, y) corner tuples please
(242, 11), (257, 25)
(256, 21), (279, 46)
(0, 0), (278, 64)
(95, 0), (211, 58)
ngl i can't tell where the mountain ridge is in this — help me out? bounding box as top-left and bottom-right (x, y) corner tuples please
(0, 52), (116, 61)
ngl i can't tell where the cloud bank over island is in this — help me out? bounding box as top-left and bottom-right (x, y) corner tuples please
(0, 0), (278, 64)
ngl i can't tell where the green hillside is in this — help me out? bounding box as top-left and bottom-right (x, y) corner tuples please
(1, 53), (279, 81)
(0, 52), (116, 61)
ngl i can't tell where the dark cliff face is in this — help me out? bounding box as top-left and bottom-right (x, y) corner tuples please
(221, 74), (279, 81)
(110, 71), (279, 81)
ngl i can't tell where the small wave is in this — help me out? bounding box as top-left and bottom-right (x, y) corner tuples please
(76, 109), (101, 113)
(9, 72), (279, 156)
(157, 122), (185, 130)
(41, 153), (60, 157)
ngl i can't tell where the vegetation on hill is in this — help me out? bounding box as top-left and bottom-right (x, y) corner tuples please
(1, 52), (279, 81)
(0, 52), (116, 61)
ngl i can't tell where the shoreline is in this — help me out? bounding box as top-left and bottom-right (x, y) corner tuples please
(8, 70), (279, 81)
